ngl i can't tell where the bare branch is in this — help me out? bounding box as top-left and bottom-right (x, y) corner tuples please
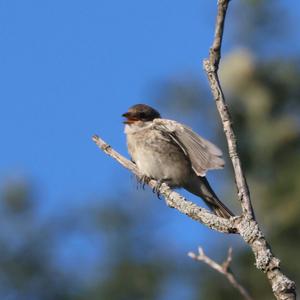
(92, 135), (237, 233)
(204, 0), (254, 219)
(189, 247), (253, 300)
(92, 1), (296, 298)
(203, 0), (296, 299)
(209, 0), (229, 70)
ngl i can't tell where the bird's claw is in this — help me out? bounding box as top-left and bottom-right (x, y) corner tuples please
(136, 175), (151, 190)
(152, 180), (163, 199)
(136, 175), (162, 199)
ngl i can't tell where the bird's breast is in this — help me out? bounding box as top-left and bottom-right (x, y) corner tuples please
(126, 127), (192, 186)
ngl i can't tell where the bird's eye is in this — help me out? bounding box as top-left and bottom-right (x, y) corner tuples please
(139, 112), (146, 118)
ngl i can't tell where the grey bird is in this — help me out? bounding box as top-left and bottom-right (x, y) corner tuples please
(123, 104), (233, 218)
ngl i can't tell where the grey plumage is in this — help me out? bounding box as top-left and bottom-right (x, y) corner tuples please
(153, 119), (225, 176)
(123, 104), (233, 219)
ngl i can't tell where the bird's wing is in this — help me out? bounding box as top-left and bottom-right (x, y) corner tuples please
(153, 119), (225, 176)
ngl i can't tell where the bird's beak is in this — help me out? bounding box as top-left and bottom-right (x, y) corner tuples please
(122, 112), (130, 118)
(122, 112), (136, 124)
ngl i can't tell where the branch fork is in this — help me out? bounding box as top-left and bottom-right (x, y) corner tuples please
(188, 247), (253, 300)
(92, 0), (296, 298)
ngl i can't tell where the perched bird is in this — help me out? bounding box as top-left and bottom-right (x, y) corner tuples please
(123, 104), (233, 218)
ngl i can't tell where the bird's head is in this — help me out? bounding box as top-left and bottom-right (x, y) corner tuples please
(122, 104), (161, 125)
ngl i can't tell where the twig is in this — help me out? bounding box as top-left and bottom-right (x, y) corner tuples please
(92, 1), (296, 298)
(204, 0), (254, 219)
(203, 0), (296, 299)
(189, 247), (253, 300)
(92, 135), (236, 233)
(209, 0), (229, 70)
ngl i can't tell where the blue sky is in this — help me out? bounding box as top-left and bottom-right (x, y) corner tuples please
(0, 0), (217, 206)
(0, 0), (299, 267)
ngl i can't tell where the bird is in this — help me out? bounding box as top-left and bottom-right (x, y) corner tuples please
(122, 103), (233, 218)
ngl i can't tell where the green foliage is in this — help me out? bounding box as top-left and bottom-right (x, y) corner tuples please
(155, 1), (300, 297)
(0, 183), (201, 300)
(1, 1), (298, 299)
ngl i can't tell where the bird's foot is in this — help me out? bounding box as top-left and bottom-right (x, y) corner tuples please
(136, 175), (151, 190)
(136, 175), (164, 199)
(152, 180), (163, 199)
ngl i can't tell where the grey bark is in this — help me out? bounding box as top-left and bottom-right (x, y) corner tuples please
(92, 0), (296, 298)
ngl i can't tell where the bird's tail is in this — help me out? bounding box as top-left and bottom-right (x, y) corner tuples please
(184, 176), (234, 219)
